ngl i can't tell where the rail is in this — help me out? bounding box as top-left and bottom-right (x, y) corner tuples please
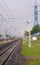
(0, 39), (22, 65)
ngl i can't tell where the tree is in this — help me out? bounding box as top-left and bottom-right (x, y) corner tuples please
(6, 34), (11, 38)
(25, 31), (29, 36)
(0, 34), (2, 37)
(31, 24), (40, 35)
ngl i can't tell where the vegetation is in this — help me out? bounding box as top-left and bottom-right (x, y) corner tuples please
(6, 34), (11, 38)
(26, 60), (40, 65)
(31, 24), (40, 34)
(0, 34), (3, 37)
(21, 36), (40, 65)
(21, 36), (40, 56)
(25, 31), (29, 36)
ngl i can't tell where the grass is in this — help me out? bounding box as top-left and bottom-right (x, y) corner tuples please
(21, 36), (40, 56)
(26, 60), (40, 65)
(21, 36), (40, 65)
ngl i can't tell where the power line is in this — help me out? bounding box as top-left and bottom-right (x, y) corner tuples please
(0, 2), (14, 22)
(1, 0), (28, 21)
(0, 14), (15, 32)
(3, 0), (13, 18)
(0, 0), (18, 27)
(0, 2), (9, 18)
(0, 0), (15, 23)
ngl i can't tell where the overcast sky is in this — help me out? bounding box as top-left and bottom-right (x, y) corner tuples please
(0, 0), (40, 37)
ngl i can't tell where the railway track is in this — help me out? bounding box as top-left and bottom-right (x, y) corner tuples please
(0, 40), (18, 56)
(0, 38), (20, 51)
(0, 38), (22, 65)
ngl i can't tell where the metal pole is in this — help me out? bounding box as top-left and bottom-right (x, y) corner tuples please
(29, 30), (31, 47)
(27, 21), (31, 47)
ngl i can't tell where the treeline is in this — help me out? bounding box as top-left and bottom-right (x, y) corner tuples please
(31, 24), (40, 35)
(25, 24), (40, 36)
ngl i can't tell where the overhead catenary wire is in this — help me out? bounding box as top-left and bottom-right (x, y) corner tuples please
(0, 0), (18, 28)
(0, 0), (28, 21)
(0, 0), (18, 25)
(0, 14), (16, 33)
(0, 1), (14, 22)
(0, 2), (10, 18)
(0, 1), (17, 34)
(3, 0), (13, 18)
